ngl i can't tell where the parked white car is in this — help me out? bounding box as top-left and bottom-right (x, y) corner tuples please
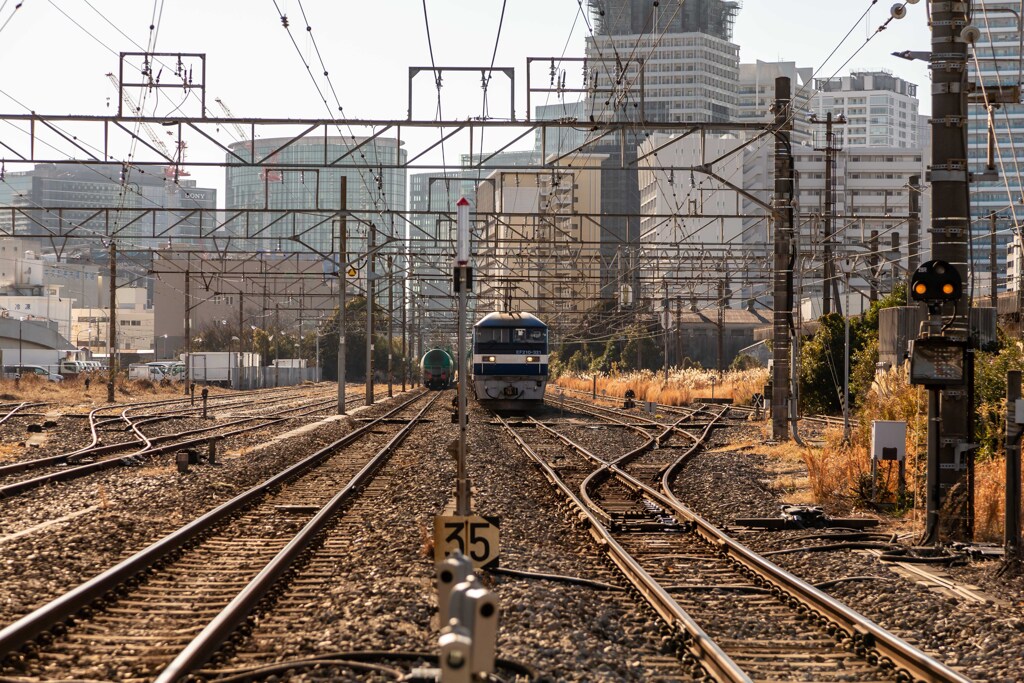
(3, 365), (64, 382)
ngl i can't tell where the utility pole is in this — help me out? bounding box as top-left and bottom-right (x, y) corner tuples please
(238, 293), (244, 389)
(810, 111), (847, 315)
(924, 0), (974, 543)
(716, 279), (725, 374)
(401, 269), (407, 392)
(991, 211), (999, 308)
(387, 254), (394, 398)
(1007, 370), (1022, 562)
(869, 229), (879, 303)
(337, 180), (347, 414)
(183, 258), (190, 395)
(107, 241), (117, 403)
(366, 221), (376, 406)
(908, 174), (922, 282)
(454, 197), (473, 516)
(675, 296), (682, 367)
(771, 76), (795, 440)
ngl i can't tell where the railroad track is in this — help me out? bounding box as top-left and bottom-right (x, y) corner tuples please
(495, 400), (969, 682)
(0, 389), (439, 682)
(0, 386), (370, 499)
(547, 382), (843, 427)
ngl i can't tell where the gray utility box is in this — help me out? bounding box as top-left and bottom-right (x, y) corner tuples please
(871, 420), (907, 462)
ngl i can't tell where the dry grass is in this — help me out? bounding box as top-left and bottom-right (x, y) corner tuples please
(0, 442), (23, 464)
(760, 367), (1014, 539)
(0, 374), (232, 409)
(975, 456), (1006, 542)
(556, 368), (768, 406)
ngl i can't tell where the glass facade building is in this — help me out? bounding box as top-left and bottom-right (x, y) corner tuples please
(225, 136), (407, 258)
(967, 0), (1022, 287)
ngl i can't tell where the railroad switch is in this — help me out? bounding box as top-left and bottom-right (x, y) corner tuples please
(735, 505), (879, 530)
(611, 508), (686, 534)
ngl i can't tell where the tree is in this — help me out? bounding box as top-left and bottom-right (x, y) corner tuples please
(317, 296), (412, 382)
(799, 313), (847, 415)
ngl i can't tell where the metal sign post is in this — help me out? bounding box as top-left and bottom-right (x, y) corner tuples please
(455, 197), (472, 517)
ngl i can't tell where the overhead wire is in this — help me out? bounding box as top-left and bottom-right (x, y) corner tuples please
(0, 0), (25, 36)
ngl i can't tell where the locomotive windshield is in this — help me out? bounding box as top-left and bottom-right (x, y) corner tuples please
(475, 326), (547, 349)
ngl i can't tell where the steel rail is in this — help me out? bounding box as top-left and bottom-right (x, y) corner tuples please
(531, 401), (722, 530)
(0, 389), (428, 658)
(155, 391), (442, 681)
(515, 405), (969, 682)
(658, 463), (970, 683)
(0, 393), (362, 498)
(495, 412), (750, 683)
(0, 402), (39, 427)
(0, 389), (352, 482)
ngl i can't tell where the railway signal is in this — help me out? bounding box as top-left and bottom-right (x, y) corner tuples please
(910, 259), (962, 307)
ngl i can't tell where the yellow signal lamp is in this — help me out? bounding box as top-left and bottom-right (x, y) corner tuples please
(909, 259), (961, 303)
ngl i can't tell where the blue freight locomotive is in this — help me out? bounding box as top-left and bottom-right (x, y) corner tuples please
(471, 312), (548, 407)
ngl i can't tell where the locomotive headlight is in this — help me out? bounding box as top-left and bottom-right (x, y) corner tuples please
(485, 356), (496, 362)
(525, 356), (538, 362)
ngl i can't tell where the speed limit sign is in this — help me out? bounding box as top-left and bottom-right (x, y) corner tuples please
(434, 514), (500, 569)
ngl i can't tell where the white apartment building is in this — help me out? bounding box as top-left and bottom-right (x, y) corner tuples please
(476, 155), (606, 322)
(741, 142), (930, 315)
(737, 61), (815, 146)
(734, 65), (929, 315)
(1008, 236), (1023, 293)
(812, 71), (920, 148)
(637, 133), (746, 303)
(72, 287), (154, 356)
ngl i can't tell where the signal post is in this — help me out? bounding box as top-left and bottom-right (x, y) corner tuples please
(431, 198), (500, 680)
(433, 197), (499, 572)
(916, 0), (974, 543)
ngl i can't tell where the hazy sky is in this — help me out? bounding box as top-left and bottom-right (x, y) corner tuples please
(0, 1), (933, 195)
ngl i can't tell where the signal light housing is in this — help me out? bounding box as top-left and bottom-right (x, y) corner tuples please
(910, 260), (962, 303)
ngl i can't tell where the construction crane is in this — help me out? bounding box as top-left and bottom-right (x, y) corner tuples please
(214, 98), (249, 143)
(105, 73), (189, 181)
(214, 97), (280, 181)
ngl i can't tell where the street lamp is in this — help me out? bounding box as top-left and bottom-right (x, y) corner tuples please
(839, 257), (856, 444)
(76, 327), (93, 352)
(18, 316), (24, 367)
(230, 335), (240, 389)
(160, 333), (168, 360)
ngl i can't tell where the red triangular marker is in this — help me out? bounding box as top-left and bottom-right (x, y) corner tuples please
(456, 197), (470, 206)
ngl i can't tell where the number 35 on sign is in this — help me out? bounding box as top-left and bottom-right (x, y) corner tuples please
(433, 514), (500, 569)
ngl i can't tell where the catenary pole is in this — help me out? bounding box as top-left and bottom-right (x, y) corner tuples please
(771, 76), (794, 440)
(338, 178), (347, 414)
(925, 0), (974, 543)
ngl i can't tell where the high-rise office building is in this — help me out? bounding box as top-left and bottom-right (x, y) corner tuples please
(226, 136), (406, 258)
(0, 163), (216, 248)
(968, 0), (1022, 291)
(585, 0), (740, 123)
